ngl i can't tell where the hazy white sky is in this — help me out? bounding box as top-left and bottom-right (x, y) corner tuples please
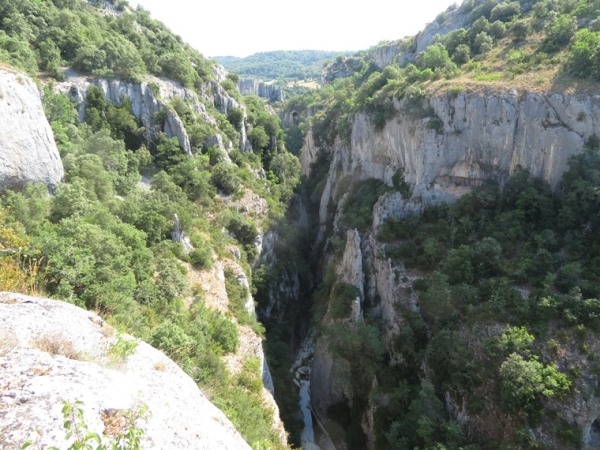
(128, 0), (459, 57)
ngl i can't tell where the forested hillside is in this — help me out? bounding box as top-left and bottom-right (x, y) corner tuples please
(0, 0), (299, 448)
(215, 50), (350, 81)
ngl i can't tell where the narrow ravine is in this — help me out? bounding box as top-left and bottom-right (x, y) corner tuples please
(292, 337), (319, 449)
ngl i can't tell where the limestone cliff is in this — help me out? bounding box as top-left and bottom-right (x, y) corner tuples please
(318, 89), (600, 232)
(55, 66), (253, 155)
(238, 79), (285, 103)
(0, 292), (250, 450)
(0, 69), (63, 191)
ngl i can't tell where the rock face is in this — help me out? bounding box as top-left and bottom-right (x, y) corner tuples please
(0, 69), (63, 191)
(0, 292), (250, 450)
(323, 57), (365, 83)
(319, 89), (600, 232)
(238, 79), (285, 102)
(371, 4), (469, 69)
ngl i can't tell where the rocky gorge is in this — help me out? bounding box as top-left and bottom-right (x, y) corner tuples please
(1, 0), (600, 448)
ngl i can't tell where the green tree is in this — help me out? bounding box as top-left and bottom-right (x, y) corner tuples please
(452, 43), (471, 65)
(569, 29), (600, 80)
(210, 162), (241, 195)
(150, 320), (193, 362)
(249, 126), (270, 152)
(500, 353), (571, 408)
(544, 15), (577, 51)
(416, 44), (452, 71)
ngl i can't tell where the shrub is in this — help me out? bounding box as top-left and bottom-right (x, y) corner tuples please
(544, 15), (577, 52)
(341, 179), (389, 232)
(509, 19), (530, 42)
(224, 212), (258, 249)
(568, 29), (600, 80)
(392, 168), (412, 199)
(500, 353), (571, 408)
(150, 320), (193, 362)
(330, 282), (360, 319)
(490, 2), (520, 22)
(452, 44), (471, 65)
(210, 162), (241, 195)
(23, 400), (147, 450)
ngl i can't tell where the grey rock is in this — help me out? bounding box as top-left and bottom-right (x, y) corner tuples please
(0, 69), (63, 191)
(0, 292), (250, 450)
(319, 90), (600, 226)
(323, 57), (364, 83)
(338, 230), (364, 298)
(54, 74), (248, 154)
(238, 79), (284, 103)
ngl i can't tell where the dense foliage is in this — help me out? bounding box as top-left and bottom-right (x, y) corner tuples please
(0, 0), (213, 86)
(362, 157), (600, 448)
(215, 50), (351, 82)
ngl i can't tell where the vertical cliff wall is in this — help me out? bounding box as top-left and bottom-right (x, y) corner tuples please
(0, 69), (63, 191)
(316, 89), (600, 233)
(55, 67), (253, 155)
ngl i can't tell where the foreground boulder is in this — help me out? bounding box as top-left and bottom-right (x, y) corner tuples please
(0, 292), (250, 449)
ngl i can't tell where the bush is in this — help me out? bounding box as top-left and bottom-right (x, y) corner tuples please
(544, 15), (577, 52)
(568, 29), (600, 80)
(500, 353), (571, 408)
(490, 2), (520, 22)
(210, 162), (241, 195)
(330, 282), (360, 319)
(224, 211), (258, 250)
(341, 179), (389, 232)
(189, 247), (213, 270)
(150, 320), (193, 362)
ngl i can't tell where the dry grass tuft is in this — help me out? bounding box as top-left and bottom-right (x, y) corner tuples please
(153, 361), (167, 371)
(0, 332), (17, 356)
(100, 409), (129, 437)
(31, 366), (51, 376)
(32, 333), (82, 360)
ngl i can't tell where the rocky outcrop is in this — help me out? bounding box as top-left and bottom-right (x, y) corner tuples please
(300, 129), (318, 177)
(55, 74), (214, 153)
(0, 69), (63, 191)
(373, 41), (403, 69)
(0, 292), (250, 450)
(323, 57), (365, 83)
(339, 230), (364, 298)
(372, 4), (469, 69)
(238, 79), (285, 103)
(54, 69), (253, 154)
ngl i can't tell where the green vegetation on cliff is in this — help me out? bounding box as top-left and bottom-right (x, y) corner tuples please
(265, 1), (600, 449)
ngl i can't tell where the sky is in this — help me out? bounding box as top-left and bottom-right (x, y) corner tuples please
(128, 0), (460, 58)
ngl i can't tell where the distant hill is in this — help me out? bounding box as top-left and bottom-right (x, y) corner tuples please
(214, 50), (352, 81)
